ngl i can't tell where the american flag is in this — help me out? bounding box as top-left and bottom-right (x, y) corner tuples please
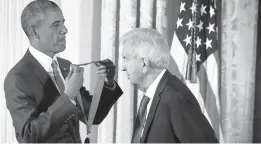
(170, 0), (222, 141)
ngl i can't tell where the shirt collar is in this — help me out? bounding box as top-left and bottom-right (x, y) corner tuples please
(29, 45), (59, 72)
(145, 69), (166, 99)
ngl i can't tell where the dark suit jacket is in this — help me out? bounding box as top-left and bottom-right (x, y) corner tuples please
(140, 70), (218, 143)
(4, 50), (123, 143)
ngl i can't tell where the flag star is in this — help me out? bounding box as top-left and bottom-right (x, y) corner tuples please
(180, 2), (186, 13)
(195, 36), (202, 48)
(200, 4), (207, 16)
(204, 38), (212, 49)
(189, 2), (197, 14)
(206, 23), (215, 34)
(186, 19), (194, 30)
(183, 34), (192, 46)
(209, 6), (215, 18)
(197, 20), (203, 32)
(176, 17), (183, 29)
(196, 53), (201, 61)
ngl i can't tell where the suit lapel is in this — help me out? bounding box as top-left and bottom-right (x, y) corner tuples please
(25, 49), (70, 82)
(57, 57), (70, 79)
(24, 50), (59, 93)
(26, 51), (69, 87)
(140, 70), (172, 142)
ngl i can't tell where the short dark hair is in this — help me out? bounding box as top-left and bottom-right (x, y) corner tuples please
(21, 0), (59, 38)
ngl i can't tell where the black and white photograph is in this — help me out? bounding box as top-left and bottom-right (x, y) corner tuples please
(0, 0), (261, 143)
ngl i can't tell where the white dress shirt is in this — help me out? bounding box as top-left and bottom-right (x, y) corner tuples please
(29, 45), (77, 104)
(141, 69), (166, 135)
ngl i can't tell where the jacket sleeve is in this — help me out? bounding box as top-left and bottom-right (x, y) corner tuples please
(168, 90), (219, 143)
(4, 74), (79, 143)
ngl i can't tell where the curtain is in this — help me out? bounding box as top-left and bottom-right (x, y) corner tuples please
(253, 1), (261, 142)
(221, 0), (258, 142)
(1, 0), (35, 143)
(0, 0), (260, 143)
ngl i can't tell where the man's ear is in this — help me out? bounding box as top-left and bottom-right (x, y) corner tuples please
(28, 26), (40, 40)
(142, 58), (150, 73)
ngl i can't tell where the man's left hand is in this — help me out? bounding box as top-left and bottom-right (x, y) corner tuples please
(96, 59), (115, 87)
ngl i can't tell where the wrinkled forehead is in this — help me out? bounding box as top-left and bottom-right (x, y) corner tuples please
(122, 41), (153, 59)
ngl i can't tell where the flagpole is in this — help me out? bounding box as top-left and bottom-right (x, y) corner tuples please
(191, 0), (198, 83)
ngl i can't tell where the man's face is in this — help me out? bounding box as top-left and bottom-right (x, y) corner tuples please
(35, 8), (68, 54)
(121, 46), (145, 85)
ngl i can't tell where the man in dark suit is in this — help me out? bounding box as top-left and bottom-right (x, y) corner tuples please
(4, 0), (123, 143)
(120, 28), (218, 143)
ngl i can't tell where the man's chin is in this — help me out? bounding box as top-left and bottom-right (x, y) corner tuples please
(129, 81), (137, 86)
(57, 45), (66, 52)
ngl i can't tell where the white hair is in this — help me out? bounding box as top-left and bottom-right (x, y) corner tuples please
(120, 28), (170, 69)
(21, 0), (59, 38)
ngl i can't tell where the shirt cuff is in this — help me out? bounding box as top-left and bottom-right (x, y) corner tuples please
(69, 99), (76, 105)
(104, 81), (116, 91)
(63, 92), (77, 105)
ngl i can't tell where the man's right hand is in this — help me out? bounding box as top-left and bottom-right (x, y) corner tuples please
(64, 64), (84, 100)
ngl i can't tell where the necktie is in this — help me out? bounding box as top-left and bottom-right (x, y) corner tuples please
(131, 95), (150, 143)
(51, 60), (65, 93)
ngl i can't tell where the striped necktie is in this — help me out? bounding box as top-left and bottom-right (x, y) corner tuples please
(51, 60), (65, 93)
(131, 95), (150, 143)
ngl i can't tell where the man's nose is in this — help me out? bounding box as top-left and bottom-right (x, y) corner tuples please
(121, 64), (126, 71)
(61, 25), (68, 35)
